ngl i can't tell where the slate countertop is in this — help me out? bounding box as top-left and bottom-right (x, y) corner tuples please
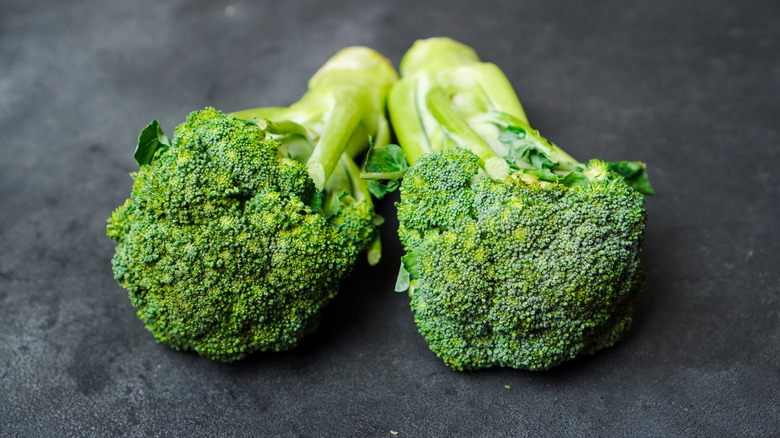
(1, 1), (778, 436)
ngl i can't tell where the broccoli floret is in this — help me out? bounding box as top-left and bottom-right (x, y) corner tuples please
(108, 47), (397, 361)
(384, 37), (653, 371)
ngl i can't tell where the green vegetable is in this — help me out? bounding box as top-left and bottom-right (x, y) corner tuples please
(108, 47), (397, 361)
(360, 142), (409, 198)
(379, 37), (653, 371)
(133, 119), (170, 166)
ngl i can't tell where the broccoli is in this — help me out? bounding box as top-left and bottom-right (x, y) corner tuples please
(107, 47), (398, 361)
(375, 37), (653, 371)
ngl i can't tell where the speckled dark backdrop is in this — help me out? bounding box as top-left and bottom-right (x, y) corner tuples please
(1, 1), (778, 436)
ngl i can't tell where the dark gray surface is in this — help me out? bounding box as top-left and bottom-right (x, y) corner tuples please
(1, 0), (778, 436)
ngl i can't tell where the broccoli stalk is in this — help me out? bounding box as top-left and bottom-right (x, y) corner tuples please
(387, 37), (652, 194)
(380, 37), (654, 371)
(231, 46), (395, 191)
(108, 47), (397, 361)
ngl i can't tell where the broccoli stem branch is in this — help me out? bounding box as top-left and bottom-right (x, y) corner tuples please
(387, 79), (434, 165)
(390, 37), (592, 180)
(342, 156), (383, 265)
(325, 154), (383, 265)
(426, 87), (510, 180)
(233, 46), (398, 195)
(468, 62), (530, 125)
(306, 90), (363, 190)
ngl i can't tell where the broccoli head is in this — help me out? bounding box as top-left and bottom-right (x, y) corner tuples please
(385, 37), (653, 370)
(396, 149), (647, 370)
(108, 47), (397, 361)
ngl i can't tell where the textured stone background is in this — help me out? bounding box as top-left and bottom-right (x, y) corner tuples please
(1, 1), (778, 436)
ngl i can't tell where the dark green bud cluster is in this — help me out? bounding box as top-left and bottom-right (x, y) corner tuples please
(108, 108), (375, 361)
(397, 148), (647, 370)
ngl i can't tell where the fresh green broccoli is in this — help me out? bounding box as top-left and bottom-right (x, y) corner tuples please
(375, 37), (653, 371)
(107, 47), (398, 361)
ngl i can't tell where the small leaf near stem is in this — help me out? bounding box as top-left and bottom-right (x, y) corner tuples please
(498, 125), (558, 170)
(360, 142), (409, 198)
(362, 143), (409, 176)
(134, 120), (170, 167)
(306, 90), (363, 190)
(607, 161), (655, 195)
(394, 251), (421, 292)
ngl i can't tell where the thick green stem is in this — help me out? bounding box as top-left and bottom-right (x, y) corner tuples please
(388, 78), (434, 165)
(390, 37), (589, 180)
(306, 89), (363, 190)
(468, 63), (530, 125)
(234, 46), (398, 192)
(399, 37), (480, 77)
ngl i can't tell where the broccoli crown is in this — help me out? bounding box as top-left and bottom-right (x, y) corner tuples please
(396, 148), (647, 371)
(107, 107), (375, 361)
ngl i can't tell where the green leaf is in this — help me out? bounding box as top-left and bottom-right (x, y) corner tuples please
(367, 179), (400, 199)
(134, 120), (170, 167)
(527, 149), (555, 169)
(560, 171), (590, 189)
(497, 126), (525, 144)
(521, 168), (559, 182)
(401, 251), (420, 278)
(499, 125), (556, 170)
(395, 263), (411, 292)
(607, 161), (655, 195)
(363, 143), (409, 175)
(395, 251), (420, 292)
(361, 143), (409, 198)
